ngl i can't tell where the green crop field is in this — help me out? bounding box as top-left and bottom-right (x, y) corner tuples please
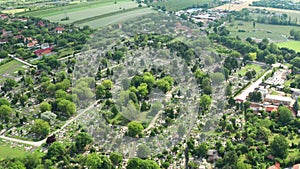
(0, 60), (25, 82)
(0, 145), (27, 159)
(226, 21), (300, 42)
(151, 0), (212, 11)
(19, 0), (130, 18)
(78, 8), (155, 28)
(45, 1), (138, 23)
(276, 40), (300, 52)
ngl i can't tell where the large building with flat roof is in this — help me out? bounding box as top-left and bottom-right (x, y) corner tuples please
(264, 94), (294, 106)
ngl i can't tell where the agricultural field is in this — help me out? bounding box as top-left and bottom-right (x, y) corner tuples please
(226, 21), (300, 42)
(151, 0), (212, 12)
(45, 1), (139, 24)
(276, 40), (300, 52)
(78, 8), (155, 28)
(0, 60), (26, 82)
(214, 0), (256, 11)
(18, 0), (129, 17)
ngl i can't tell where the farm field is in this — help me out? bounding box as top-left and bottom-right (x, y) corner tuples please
(214, 0), (256, 11)
(226, 21), (300, 42)
(276, 40), (300, 52)
(19, 0), (130, 18)
(0, 145), (27, 160)
(151, 0), (212, 12)
(78, 8), (155, 29)
(0, 60), (26, 82)
(45, 1), (139, 24)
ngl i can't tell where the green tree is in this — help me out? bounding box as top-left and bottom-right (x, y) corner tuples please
(0, 98), (10, 106)
(270, 135), (289, 159)
(0, 105), (13, 121)
(265, 54), (276, 65)
(30, 119), (50, 139)
(0, 50), (8, 58)
(8, 160), (26, 169)
(278, 106), (293, 125)
(127, 121), (144, 137)
(40, 102), (52, 113)
(75, 132), (93, 151)
(85, 153), (113, 169)
(137, 83), (149, 98)
(194, 143), (208, 158)
(46, 142), (66, 161)
(199, 94), (212, 111)
(57, 99), (76, 117)
(110, 152), (123, 166)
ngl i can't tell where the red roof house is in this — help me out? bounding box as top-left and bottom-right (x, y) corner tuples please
(265, 105), (278, 112)
(54, 27), (65, 34)
(268, 162), (280, 169)
(34, 47), (53, 57)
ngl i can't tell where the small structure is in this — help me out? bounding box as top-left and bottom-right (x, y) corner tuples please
(207, 149), (219, 162)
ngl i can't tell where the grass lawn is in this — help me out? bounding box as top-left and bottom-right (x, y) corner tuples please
(0, 145), (27, 160)
(237, 64), (263, 76)
(276, 40), (300, 52)
(150, 0), (212, 12)
(0, 60), (25, 82)
(45, 1), (138, 24)
(78, 8), (155, 28)
(226, 21), (300, 42)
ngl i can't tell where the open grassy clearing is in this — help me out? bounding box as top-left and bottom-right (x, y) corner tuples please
(237, 64), (263, 76)
(19, 0), (130, 17)
(45, 1), (138, 23)
(0, 145), (27, 160)
(0, 60), (25, 82)
(152, 0), (212, 12)
(276, 40), (300, 52)
(78, 8), (155, 29)
(226, 21), (300, 42)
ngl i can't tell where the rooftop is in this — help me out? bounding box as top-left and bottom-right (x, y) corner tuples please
(265, 94), (293, 102)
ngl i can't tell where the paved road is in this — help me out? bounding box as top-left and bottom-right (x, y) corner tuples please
(8, 54), (37, 69)
(234, 69), (272, 101)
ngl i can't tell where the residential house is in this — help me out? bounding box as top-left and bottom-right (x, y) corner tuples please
(55, 27), (65, 34)
(0, 14), (8, 20)
(34, 47), (53, 57)
(0, 39), (8, 44)
(291, 88), (300, 99)
(294, 164), (300, 169)
(265, 105), (278, 112)
(268, 162), (280, 169)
